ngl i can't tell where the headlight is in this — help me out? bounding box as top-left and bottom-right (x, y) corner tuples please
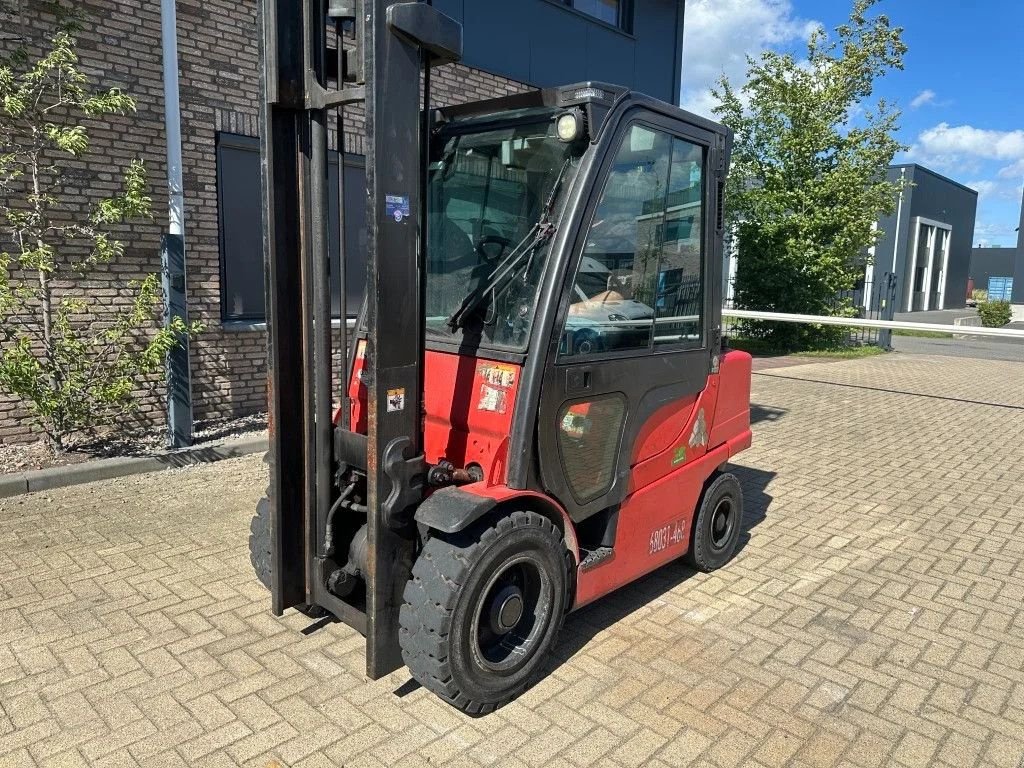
(556, 110), (584, 143)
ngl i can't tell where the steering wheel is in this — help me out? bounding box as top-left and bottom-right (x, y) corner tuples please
(476, 234), (512, 262)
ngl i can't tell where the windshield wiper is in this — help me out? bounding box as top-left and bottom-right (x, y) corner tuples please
(446, 158), (572, 331)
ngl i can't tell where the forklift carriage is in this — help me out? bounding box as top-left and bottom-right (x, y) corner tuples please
(258, 0), (752, 713)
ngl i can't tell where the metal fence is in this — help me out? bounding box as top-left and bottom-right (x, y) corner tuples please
(723, 274), (899, 347)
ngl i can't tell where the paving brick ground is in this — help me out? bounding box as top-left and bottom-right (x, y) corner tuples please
(2, 353), (1023, 768)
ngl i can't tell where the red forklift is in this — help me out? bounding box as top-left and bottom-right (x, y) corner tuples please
(256, 0), (752, 714)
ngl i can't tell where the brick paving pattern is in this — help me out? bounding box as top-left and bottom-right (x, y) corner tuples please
(2, 353), (1024, 767)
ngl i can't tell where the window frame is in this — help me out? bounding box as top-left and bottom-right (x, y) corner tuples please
(549, 0), (635, 35)
(555, 117), (714, 363)
(216, 132), (265, 323)
(555, 392), (628, 505)
(216, 131), (367, 324)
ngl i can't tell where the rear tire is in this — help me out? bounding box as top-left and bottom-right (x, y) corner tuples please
(399, 510), (571, 714)
(685, 472), (743, 572)
(250, 490), (325, 618)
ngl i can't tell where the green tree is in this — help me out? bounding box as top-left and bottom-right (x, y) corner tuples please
(0, 15), (199, 450)
(714, 0), (907, 350)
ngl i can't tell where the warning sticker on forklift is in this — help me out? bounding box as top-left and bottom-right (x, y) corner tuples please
(478, 384), (508, 414)
(387, 387), (405, 412)
(385, 195), (410, 223)
(478, 363), (516, 388)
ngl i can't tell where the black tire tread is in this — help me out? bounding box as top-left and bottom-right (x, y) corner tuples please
(398, 510), (570, 714)
(250, 451), (324, 618)
(685, 471), (743, 573)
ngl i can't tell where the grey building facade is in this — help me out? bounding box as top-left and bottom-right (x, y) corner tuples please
(868, 164), (978, 313)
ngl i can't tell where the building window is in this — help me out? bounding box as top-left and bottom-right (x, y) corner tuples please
(562, 0), (632, 32)
(216, 133), (366, 322)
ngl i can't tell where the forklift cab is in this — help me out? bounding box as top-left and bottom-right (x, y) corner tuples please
(422, 84), (744, 507)
(259, 0), (750, 717)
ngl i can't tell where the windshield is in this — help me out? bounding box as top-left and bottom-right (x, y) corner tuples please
(425, 109), (582, 350)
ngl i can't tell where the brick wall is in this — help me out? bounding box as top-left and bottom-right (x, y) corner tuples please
(0, 0), (530, 444)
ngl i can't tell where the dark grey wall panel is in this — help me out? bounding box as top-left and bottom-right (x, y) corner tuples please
(969, 247), (1017, 287)
(586, 22), (636, 87)
(528, 3), (589, 86)
(217, 134), (366, 321)
(440, 0), (683, 104)
(632, 1), (680, 102)
(461, 1), (532, 84)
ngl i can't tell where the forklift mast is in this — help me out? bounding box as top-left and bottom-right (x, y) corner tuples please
(260, 0), (461, 677)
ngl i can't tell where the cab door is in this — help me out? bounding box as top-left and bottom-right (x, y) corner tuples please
(536, 110), (725, 523)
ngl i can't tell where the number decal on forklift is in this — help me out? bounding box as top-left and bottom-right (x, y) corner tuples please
(649, 519), (686, 555)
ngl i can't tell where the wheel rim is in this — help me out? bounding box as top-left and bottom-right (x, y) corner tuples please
(470, 554), (552, 674)
(709, 497), (736, 552)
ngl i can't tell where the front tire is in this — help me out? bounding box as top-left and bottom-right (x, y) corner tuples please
(399, 510), (570, 714)
(685, 472), (744, 572)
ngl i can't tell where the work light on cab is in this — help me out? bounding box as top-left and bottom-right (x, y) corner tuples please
(556, 109), (585, 142)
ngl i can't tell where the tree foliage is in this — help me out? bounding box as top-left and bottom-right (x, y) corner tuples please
(714, 0), (907, 349)
(0, 15), (200, 450)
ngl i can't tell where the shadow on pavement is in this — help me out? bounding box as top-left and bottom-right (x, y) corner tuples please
(750, 402), (787, 425)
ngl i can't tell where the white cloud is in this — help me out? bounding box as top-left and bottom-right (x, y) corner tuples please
(910, 89), (936, 109)
(997, 158), (1024, 180)
(967, 180), (999, 198)
(679, 0), (820, 115)
(914, 123), (1024, 163)
(974, 221), (1018, 240)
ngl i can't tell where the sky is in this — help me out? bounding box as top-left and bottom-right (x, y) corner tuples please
(680, 0), (1024, 247)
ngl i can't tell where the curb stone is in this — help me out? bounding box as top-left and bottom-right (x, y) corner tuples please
(0, 434), (267, 499)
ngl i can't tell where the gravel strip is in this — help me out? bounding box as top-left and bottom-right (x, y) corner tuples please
(0, 412), (268, 475)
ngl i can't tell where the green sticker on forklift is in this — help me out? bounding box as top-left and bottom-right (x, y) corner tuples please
(672, 446), (687, 465)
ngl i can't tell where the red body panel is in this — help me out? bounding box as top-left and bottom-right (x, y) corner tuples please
(628, 380), (718, 492)
(344, 339), (369, 433)
(422, 353), (521, 486)
(574, 440), (730, 608)
(631, 394), (699, 465)
(343, 343), (752, 612)
(460, 482), (580, 562)
(573, 349), (752, 609)
(709, 351), (753, 449)
(342, 343), (520, 487)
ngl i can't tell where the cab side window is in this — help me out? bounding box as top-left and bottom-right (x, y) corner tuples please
(560, 125), (706, 358)
(654, 137), (705, 347)
(562, 125), (671, 357)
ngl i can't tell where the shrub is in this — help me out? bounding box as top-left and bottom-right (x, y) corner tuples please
(0, 19), (201, 451)
(977, 300), (1012, 328)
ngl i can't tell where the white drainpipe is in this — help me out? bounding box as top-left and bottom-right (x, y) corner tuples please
(161, 0), (185, 243)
